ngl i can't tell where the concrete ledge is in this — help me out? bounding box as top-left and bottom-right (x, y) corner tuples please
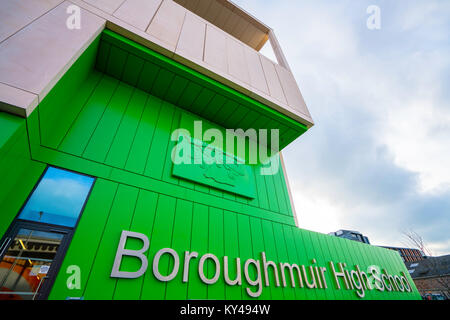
(0, 0), (313, 128)
(0, 0), (63, 43)
(0, 1), (105, 117)
(0, 82), (38, 117)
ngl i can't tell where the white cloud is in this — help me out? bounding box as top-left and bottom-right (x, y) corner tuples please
(236, 0), (450, 254)
(399, 1), (450, 33)
(290, 184), (341, 234)
(427, 239), (450, 257)
(384, 99), (450, 194)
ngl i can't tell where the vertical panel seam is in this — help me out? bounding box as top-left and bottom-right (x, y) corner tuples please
(81, 182), (119, 297)
(138, 193), (161, 299)
(100, 82), (136, 163)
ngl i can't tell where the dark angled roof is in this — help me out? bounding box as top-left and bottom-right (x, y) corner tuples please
(405, 255), (450, 278)
(380, 245), (423, 252)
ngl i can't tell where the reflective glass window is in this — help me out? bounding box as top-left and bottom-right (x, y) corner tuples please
(18, 167), (94, 227)
(0, 228), (63, 300)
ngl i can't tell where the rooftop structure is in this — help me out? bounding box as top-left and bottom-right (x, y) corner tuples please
(328, 229), (371, 245)
(0, 0), (313, 132)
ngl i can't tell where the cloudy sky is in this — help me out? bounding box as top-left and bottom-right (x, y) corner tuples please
(234, 0), (450, 255)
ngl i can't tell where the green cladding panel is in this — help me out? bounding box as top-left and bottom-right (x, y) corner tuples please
(171, 121), (257, 199)
(0, 112), (46, 238)
(0, 30), (420, 300)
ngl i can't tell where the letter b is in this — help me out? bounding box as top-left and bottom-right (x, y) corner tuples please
(111, 231), (149, 278)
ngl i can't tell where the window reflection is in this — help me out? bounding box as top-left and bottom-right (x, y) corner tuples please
(0, 228), (63, 300)
(18, 167), (94, 227)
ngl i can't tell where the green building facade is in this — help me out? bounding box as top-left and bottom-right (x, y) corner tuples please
(0, 1), (420, 301)
(0, 29), (420, 300)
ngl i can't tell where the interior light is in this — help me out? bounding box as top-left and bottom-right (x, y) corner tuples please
(19, 239), (27, 250)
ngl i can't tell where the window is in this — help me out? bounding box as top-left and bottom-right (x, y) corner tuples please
(0, 167), (94, 300)
(18, 167), (94, 227)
